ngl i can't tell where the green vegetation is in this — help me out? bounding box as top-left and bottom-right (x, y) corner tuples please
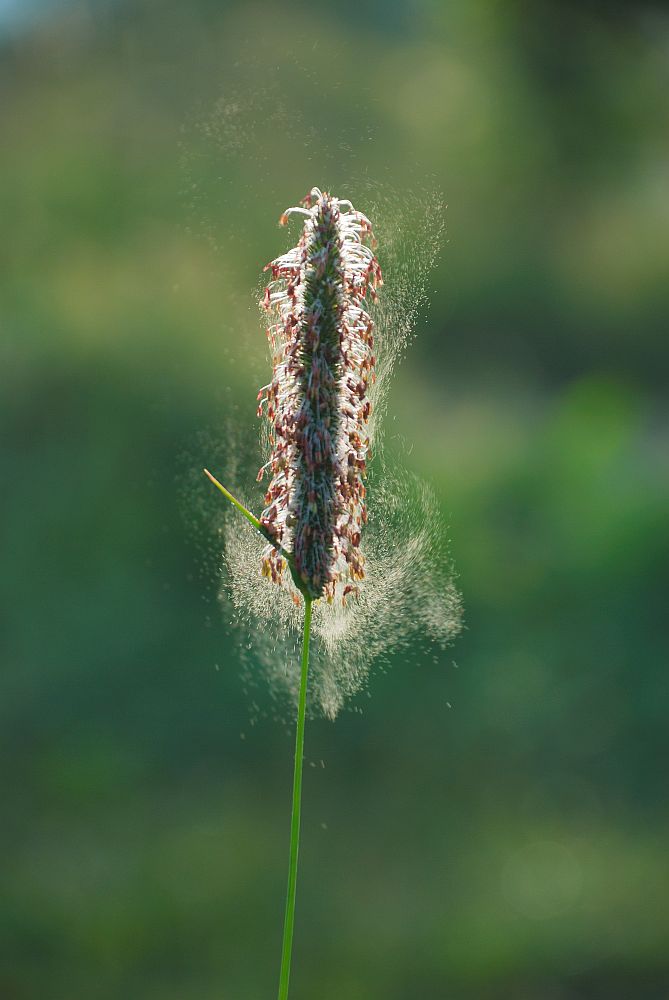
(2, 2), (668, 998)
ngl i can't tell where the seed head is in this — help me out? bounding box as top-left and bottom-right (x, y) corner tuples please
(256, 188), (382, 601)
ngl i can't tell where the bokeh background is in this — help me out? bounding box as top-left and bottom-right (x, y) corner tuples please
(3, 1), (669, 998)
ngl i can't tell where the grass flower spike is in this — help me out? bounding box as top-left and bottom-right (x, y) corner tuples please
(205, 187), (460, 1000)
(204, 187), (384, 1000)
(256, 188), (382, 602)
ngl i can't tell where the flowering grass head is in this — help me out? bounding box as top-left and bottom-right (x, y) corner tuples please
(204, 185), (461, 1000)
(206, 184), (462, 719)
(256, 188), (382, 603)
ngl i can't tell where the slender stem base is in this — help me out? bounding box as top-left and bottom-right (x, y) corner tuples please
(277, 597), (312, 1000)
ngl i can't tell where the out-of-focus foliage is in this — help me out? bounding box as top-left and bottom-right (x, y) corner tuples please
(2, 2), (668, 998)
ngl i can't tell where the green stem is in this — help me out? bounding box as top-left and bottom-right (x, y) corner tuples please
(277, 597), (312, 1000)
(204, 466), (313, 994)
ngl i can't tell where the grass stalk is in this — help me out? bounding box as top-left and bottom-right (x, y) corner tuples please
(277, 596), (312, 1000)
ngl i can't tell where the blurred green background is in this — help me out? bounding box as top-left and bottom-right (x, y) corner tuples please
(2, 1), (669, 998)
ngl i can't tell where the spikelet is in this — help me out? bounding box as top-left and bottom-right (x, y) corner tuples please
(256, 188), (382, 601)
